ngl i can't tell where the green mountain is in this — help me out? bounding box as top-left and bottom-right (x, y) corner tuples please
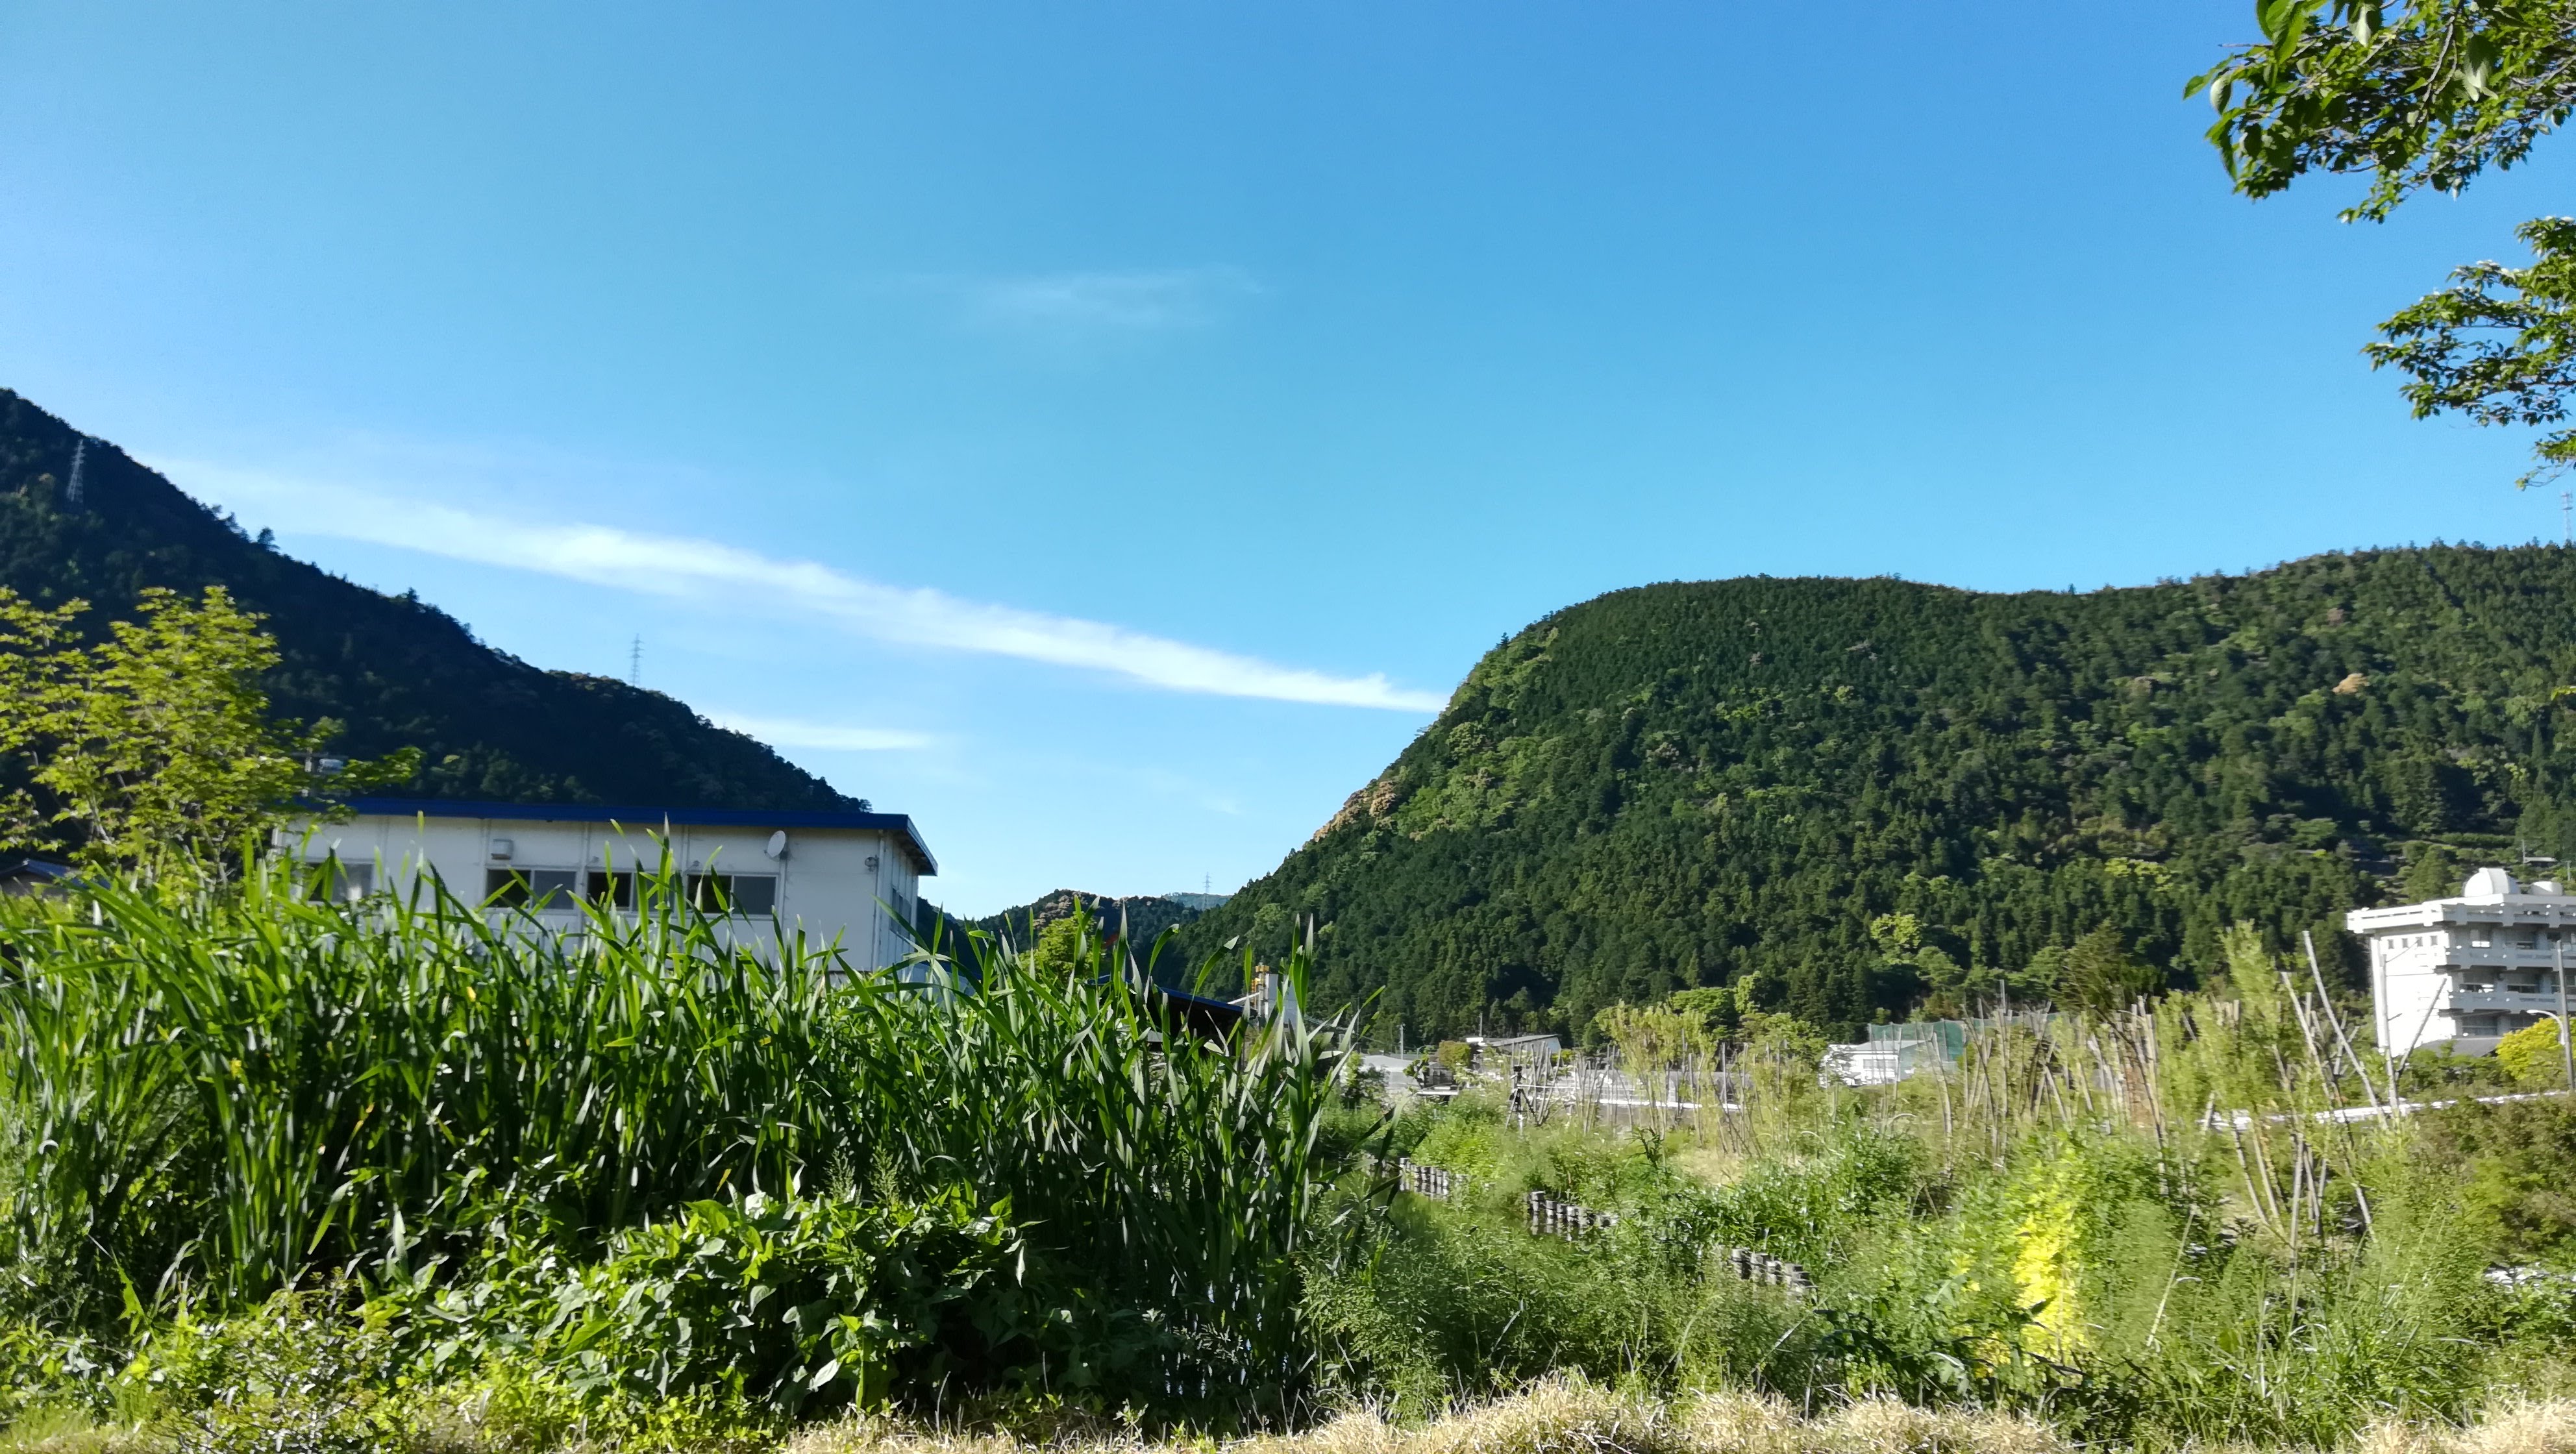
(0, 389), (856, 811)
(1181, 548), (2576, 1042)
(971, 889), (1208, 952)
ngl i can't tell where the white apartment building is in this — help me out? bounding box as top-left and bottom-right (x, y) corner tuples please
(289, 796), (936, 973)
(2346, 867), (2576, 1057)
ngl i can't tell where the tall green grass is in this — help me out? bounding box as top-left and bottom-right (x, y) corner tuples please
(0, 863), (1345, 1421)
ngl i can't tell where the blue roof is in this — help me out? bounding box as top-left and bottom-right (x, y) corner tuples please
(341, 796), (936, 875)
(0, 857), (76, 884)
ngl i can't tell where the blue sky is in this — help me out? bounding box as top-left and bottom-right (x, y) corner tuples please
(5, 3), (2574, 913)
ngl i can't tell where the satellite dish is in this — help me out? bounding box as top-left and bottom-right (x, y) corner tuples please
(765, 830), (789, 860)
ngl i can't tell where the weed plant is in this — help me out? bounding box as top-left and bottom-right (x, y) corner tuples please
(1318, 926), (2576, 1447)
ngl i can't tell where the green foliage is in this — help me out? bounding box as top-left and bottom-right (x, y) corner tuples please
(0, 388), (854, 811)
(2186, 0), (2576, 223)
(1592, 1002), (1711, 1068)
(118, 1290), (406, 1454)
(1030, 915), (1089, 976)
(383, 1190), (1043, 1419)
(1343, 1079), (2547, 1449)
(970, 890), (1207, 954)
(1188, 552), (2576, 1041)
(2401, 839), (2468, 901)
(2088, 1166), (2498, 1448)
(1305, 1191), (1828, 1418)
(2495, 1015), (2571, 1086)
(0, 869), (1347, 1423)
(0, 585), (414, 877)
(2418, 1097), (2576, 1266)
(2188, 4), (2576, 484)
(2053, 926), (2164, 1018)
(2369, 216), (2576, 487)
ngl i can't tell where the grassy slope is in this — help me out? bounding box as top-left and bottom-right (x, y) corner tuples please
(0, 388), (854, 810)
(1185, 548), (2576, 1039)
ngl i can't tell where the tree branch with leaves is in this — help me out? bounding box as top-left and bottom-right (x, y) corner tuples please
(2192, 0), (2576, 484)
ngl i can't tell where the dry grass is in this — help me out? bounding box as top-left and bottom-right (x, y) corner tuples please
(784, 1383), (2576, 1454)
(2347, 1401), (2576, 1454)
(788, 1380), (2068, 1454)
(6, 1381), (2570, 1453)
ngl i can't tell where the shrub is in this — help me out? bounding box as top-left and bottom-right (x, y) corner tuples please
(2419, 1098), (2576, 1268)
(2498, 1019), (2573, 1089)
(113, 1289), (405, 1454)
(381, 1190), (1050, 1420)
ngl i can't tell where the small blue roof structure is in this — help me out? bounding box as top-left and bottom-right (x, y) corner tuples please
(0, 856), (76, 894)
(341, 796), (937, 876)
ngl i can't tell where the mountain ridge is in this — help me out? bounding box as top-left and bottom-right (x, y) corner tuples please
(1179, 549), (2576, 1041)
(0, 389), (856, 813)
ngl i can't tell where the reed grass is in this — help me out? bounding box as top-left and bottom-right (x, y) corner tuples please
(0, 861), (1347, 1420)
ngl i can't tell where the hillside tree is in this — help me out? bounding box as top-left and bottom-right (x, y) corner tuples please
(0, 585), (415, 880)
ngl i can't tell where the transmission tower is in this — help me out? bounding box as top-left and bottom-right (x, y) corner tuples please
(628, 635), (642, 685)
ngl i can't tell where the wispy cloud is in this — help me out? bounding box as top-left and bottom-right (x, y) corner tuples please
(708, 715), (936, 752)
(165, 461), (1448, 713)
(963, 267), (1257, 334)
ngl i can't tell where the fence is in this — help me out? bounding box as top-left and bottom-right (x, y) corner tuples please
(1498, 1050), (1742, 1129)
(1522, 1190), (1810, 1292)
(1525, 1189), (1619, 1237)
(1715, 1244), (1810, 1292)
(1394, 1157), (1466, 1200)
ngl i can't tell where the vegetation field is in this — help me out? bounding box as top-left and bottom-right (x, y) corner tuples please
(3, 863), (2575, 1452)
(3, 441), (2574, 1454)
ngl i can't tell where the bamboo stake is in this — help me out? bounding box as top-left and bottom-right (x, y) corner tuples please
(2304, 931), (2381, 1111)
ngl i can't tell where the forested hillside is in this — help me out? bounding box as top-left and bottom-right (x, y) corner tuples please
(1182, 550), (2576, 1041)
(0, 389), (855, 810)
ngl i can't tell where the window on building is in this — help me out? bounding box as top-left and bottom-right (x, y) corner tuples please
(588, 869), (636, 909)
(484, 869), (530, 907)
(686, 872), (778, 916)
(302, 859), (372, 902)
(528, 870), (580, 910)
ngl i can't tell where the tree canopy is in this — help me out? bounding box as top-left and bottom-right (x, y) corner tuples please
(2193, 1), (2576, 483)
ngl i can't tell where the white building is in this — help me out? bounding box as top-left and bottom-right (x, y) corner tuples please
(2346, 867), (2576, 1057)
(290, 796), (936, 973)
